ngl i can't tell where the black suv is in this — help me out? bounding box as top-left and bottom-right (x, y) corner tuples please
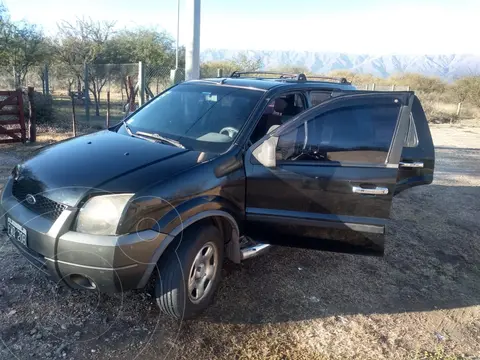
(0, 72), (434, 319)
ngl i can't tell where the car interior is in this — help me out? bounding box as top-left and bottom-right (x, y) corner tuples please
(250, 93), (306, 143)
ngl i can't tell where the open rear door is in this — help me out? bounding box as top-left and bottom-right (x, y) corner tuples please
(245, 92), (414, 255)
(395, 96), (435, 194)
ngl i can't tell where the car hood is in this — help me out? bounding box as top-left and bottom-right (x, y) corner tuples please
(13, 131), (204, 207)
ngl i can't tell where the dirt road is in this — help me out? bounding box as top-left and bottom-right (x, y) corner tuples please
(1, 125), (479, 360)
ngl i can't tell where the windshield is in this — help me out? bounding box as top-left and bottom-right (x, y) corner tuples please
(117, 83), (263, 152)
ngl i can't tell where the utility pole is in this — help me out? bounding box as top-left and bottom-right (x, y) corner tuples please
(176, 0), (180, 69)
(185, 0), (201, 80)
(170, 0), (183, 84)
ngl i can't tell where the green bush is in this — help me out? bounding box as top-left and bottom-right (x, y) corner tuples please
(22, 91), (54, 125)
(33, 91), (54, 124)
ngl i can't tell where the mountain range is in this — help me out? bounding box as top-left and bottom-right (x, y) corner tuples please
(201, 49), (480, 79)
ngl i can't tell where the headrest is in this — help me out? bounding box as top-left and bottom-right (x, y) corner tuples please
(274, 98), (287, 113)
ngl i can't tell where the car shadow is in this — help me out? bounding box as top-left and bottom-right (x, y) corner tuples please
(201, 181), (480, 324)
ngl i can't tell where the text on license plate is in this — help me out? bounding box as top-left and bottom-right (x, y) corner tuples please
(7, 217), (27, 247)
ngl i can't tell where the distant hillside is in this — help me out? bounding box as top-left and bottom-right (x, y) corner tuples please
(201, 50), (480, 79)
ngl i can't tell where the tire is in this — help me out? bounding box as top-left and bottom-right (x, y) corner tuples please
(154, 224), (224, 319)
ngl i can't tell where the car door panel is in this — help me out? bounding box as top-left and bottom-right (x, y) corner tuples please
(245, 92), (414, 255)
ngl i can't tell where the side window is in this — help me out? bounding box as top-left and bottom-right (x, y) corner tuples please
(310, 91), (332, 106)
(276, 104), (401, 164)
(404, 114), (419, 147)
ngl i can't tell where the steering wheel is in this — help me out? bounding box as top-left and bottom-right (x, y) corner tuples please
(219, 127), (239, 138)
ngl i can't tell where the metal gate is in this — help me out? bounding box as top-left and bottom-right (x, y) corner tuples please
(0, 90), (26, 144)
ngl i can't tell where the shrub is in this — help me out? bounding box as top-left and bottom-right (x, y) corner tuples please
(389, 73), (447, 94)
(22, 90), (54, 125)
(33, 91), (54, 124)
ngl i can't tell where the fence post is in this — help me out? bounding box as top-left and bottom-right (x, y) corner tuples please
(84, 62), (90, 121)
(407, 85), (410, 91)
(391, 84), (395, 91)
(456, 102), (462, 117)
(371, 83), (376, 91)
(70, 92), (77, 137)
(44, 64), (50, 96)
(27, 87), (36, 143)
(138, 61), (145, 107)
(217, 68), (224, 78)
(106, 91), (110, 128)
(127, 76), (135, 113)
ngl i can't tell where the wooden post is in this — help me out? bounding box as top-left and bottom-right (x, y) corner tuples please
(71, 92), (77, 137)
(371, 83), (376, 91)
(128, 76), (135, 112)
(27, 87), (36, 143)
(456, 102), (462, 117)
(44, 64), (50, 96)
(106, 91), (110, 128)
(391, 84), (395, 91)
(407, 85), (410, 91)
(217, 68), (223, 78)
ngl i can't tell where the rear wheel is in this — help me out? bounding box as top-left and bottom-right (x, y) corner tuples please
(154, 224), (224, 319)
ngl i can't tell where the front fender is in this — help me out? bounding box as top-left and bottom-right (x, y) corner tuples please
(153, 195), (241, 235)
(135, 196), (242, 288)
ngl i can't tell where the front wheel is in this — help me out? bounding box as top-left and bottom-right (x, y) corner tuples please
(154, 224), (224, 319)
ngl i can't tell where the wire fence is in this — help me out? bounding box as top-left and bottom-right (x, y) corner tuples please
(0, 63), (414, 132)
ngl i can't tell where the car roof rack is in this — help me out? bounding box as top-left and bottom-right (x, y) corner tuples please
(230, 71), (299, 79)
(229, 71), (350, 84)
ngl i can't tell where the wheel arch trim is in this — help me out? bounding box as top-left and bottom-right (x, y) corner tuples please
(136, 210), (240, 288)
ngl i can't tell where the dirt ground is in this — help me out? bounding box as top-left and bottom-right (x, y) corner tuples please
(0, 124), (479, 360)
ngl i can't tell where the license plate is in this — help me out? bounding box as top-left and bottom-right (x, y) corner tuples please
(7, 217), (27, 247)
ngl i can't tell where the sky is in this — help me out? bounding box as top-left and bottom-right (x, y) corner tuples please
(3, 0), (479, 55)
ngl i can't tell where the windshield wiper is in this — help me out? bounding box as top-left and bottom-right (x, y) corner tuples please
(123, 119), (135, 137)
(136, 131), (185, 149)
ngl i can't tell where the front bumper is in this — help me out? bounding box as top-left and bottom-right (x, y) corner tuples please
(0, 178), (169, 293)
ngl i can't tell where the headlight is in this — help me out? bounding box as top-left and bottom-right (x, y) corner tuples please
(75, 194), (133, 235)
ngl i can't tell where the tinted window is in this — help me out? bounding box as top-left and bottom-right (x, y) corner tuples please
(117, 84), (262, 152)
(276, 104), (401, 164)
(310, 91), (332, 106)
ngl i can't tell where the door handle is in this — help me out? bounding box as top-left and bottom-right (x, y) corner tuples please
(399, 161), (424, 168)
(352, 186), (389, 195)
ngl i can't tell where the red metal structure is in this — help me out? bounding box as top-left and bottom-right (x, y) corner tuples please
(0, 89), (26, 143)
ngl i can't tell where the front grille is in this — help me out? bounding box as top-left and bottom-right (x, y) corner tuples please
(12, 181), (68, 221)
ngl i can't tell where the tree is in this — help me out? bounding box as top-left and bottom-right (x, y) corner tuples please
(231, 52), (263, 72)
(200, 52), (263, 78)
(461, 76), (480, 108)
(451, 77), (474, 105)
(55, 17), (116, 116)
(388, 73), (446, 94)
(108, 28), (182, 93)
(0, 4), (50, 87)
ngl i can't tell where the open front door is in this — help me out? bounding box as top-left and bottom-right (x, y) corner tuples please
(244, 92), (413, 255)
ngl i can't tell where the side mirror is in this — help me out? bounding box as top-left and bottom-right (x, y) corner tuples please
(252, 136), (278, 168)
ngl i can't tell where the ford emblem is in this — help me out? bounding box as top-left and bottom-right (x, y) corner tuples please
(25, 194), (37, 205)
